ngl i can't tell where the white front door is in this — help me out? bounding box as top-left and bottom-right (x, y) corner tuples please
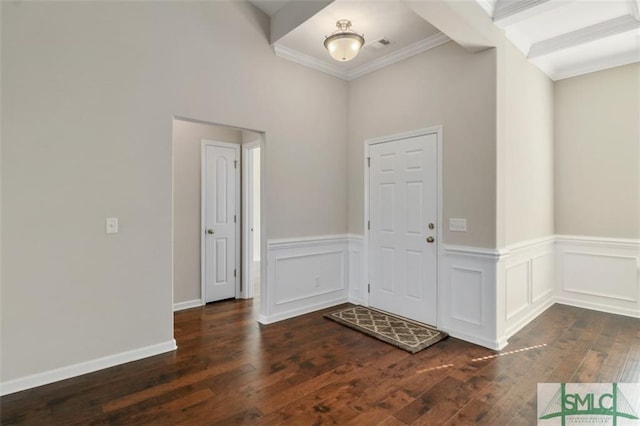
(369, 133), (438, 325)
(203, 142), (239, 303)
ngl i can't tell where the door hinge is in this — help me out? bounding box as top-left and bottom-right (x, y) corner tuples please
(368, 220), (370, 230)
(368, 283), (371, 293)
(234, 215), (237, 223)
(234, 160), (238, 169)
(234, 269), (237, 278)
(367, 157), (371, 168)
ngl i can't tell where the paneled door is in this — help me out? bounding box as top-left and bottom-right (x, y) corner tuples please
(202, 141), (239, 303)
(369, 132), (438, 326)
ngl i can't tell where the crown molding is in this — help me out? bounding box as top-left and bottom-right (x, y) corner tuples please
(528, 14), (640, 58)
(272, 44), (348, 79)
(631, 0), (640, 19)
(346, 32), (451, 80)
(549, 48), (640, 81)
(475, 0), (495, 18)
(493, 0), (551, 23)
(273, 32), (451, 82)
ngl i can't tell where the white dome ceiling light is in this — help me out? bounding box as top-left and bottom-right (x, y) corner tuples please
(324, 20), (365, 62)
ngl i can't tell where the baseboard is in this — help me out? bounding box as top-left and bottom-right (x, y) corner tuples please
(0, 339), (177, 396)
(258, 296), (348, 324)
(348, 296), (364, 306)
(443, 329), (507, 351)
(173, 299), (203, 312)
(555, 297), (640, 319)
(504, 296), (555, 339)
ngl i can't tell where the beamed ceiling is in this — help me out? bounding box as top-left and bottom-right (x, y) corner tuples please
(248, 0), (640, 81)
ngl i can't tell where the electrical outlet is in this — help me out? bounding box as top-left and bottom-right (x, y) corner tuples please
(106, 217), (119, 234)
(314, 276), (320, 288)
(449, 218), (467, 232)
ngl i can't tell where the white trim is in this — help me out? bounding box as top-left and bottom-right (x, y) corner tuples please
(555, 234), (640, 249)
(493, 0), (553, 23)
(542, 45), (640, 82)
(242, 140), (262, 300)
(505, 235), (556, 254)
(528, 15), (640, 59)
(632, 0), (640, 20)
(443, 244), (503, 260)
(200, 140), (241, 305)
(446, 329), (507, 351)
(503, 297), (555, 340)
(272, 44), (347, 80)
(173, 299), (203, 311)
(347, 33), (451, 80)
(0, 340), (177, 396)
(363, 126), (444, 328)
(475, 0), (495, 17)
(555, 298), (640, 319)
(273, 33), (451, 81)
(258, 296), (348, 324)
(268, 234), (351, 249)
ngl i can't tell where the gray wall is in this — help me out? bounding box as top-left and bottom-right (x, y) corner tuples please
(348, 41), (497, 248)
(502, 42), (555, 245)
(172, 119), (242, 305)
(554, 63), (640, 238)
(1, 1), (348, 382)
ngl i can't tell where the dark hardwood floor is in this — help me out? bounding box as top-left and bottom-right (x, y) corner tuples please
(2, 300), (639, 425)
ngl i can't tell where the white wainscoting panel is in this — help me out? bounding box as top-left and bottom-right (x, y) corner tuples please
(260, 235), (349, 324)
(498, 237), (556, 341)
(556, 235), (639, 318)
(441, 246), (503, 349)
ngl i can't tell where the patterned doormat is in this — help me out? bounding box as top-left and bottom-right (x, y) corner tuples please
(324, 306), (448, 354)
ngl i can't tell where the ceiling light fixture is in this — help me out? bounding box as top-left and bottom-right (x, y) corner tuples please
(324, 20), (365, 62)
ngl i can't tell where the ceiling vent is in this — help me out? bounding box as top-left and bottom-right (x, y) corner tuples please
(367, 38), (391, 50)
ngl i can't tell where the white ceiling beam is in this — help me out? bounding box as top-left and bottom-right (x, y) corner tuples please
(405, 0), (498, 53)
(270, 0), (334, 45)
(493, 0), (566, 28)
(493, 0), (552, 25)
(528, 14), (640, 58)
(631, 0), (640, 20)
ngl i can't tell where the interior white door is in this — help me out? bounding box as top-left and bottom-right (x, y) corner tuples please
(369, 133), (438, 325)
(203, 143), (238, 303)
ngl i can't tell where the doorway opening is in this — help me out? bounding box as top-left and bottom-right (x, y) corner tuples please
(172, 117), (265, 311)
(242, 142), (261, 299)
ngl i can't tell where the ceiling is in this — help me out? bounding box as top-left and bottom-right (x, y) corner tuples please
(249, 0), (640, 81)
(477, 0), (640, 80)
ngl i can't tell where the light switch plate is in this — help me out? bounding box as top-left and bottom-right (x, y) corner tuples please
(449, 218), (467, 232)
(106, 217), (119, 234)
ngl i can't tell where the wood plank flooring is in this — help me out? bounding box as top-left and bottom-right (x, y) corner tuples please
(1, 301), (638, 425)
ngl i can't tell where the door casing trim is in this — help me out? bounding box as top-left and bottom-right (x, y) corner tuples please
(363, 126), (444, 327)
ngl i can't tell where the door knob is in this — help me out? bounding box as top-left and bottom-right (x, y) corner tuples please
(426, 236), (435, 243)
(207, 229), (215, 235)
